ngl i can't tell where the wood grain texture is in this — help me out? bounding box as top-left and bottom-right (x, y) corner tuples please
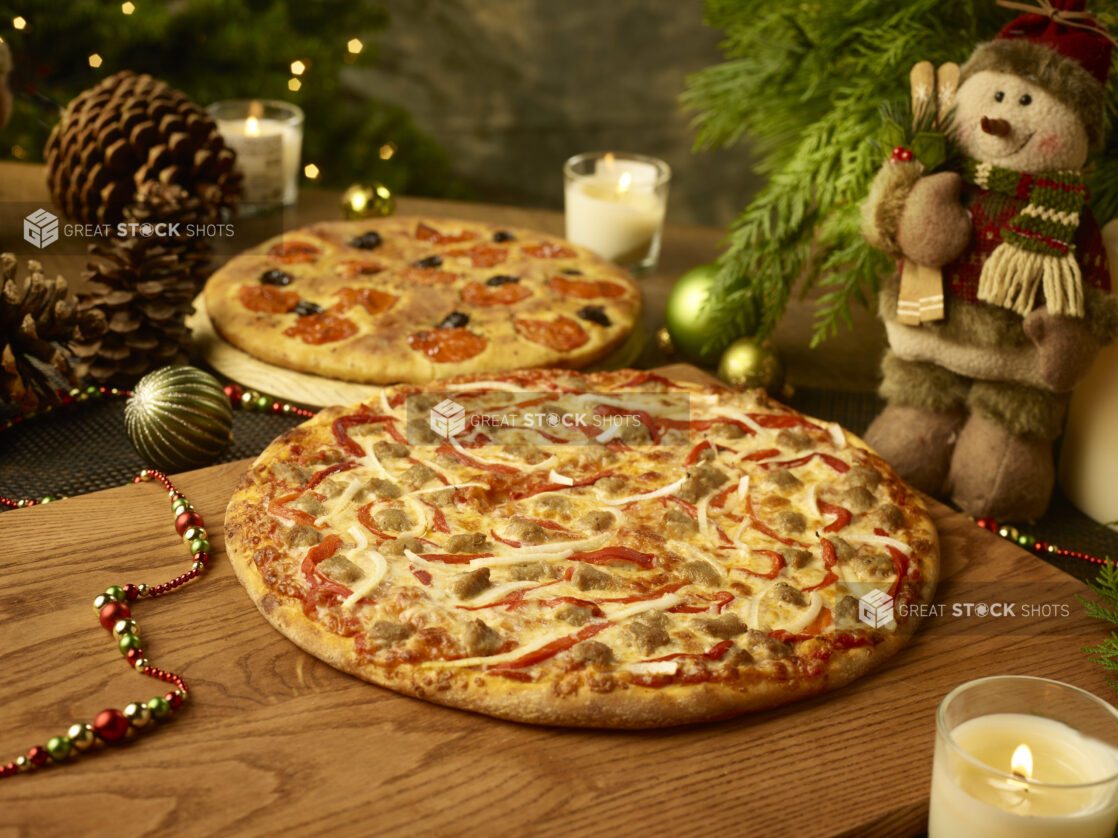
(0, 365), (1112, 837)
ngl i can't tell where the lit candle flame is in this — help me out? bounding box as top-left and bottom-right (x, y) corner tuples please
(603, 152), (615, 168)
(245, 116), (260, 137)
(1011, 744), (1033, 781)
(618, 172), (632, 194)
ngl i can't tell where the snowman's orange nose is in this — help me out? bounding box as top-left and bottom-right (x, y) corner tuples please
(981, 117), (1011, 137)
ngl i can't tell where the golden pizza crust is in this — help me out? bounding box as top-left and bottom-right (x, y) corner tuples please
(225, 369), (940, 728)
(204, 217), (641, 384)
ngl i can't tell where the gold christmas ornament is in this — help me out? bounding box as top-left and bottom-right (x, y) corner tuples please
(717, 336), (784, 395)
(655, 326), (675, 357)
(341, 182), (396, 219)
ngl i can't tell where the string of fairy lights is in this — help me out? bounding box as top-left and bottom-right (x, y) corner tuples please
(4, 5), (396, 183)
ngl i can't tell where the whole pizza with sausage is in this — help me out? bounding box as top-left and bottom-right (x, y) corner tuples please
(204, 217), (641, 384)
(225, 369), (938, 727)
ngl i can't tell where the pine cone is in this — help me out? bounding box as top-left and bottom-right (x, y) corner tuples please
(0, 254), (107, 414)
(44, 70), (241, 225)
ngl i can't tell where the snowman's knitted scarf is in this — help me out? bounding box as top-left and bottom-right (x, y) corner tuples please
(962, 159), (1087, 318)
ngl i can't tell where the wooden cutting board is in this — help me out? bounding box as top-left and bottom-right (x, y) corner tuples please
(0, 365), (1112, 838)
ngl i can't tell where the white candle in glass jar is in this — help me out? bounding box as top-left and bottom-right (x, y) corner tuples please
(210, 100), (303, 207)
(563, 152), (670, 272)
(929, 713), (1118, 838)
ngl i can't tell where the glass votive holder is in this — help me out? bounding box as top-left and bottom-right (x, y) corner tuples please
(207, 99), (304, 209)
(563, 151), (670, 275)
(929, 676), (1118, 838)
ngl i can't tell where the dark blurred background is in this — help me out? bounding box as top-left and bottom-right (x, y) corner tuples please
(0, 0), (758, 226)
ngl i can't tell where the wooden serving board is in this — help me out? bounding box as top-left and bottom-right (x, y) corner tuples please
(0, 365), (1112, 837)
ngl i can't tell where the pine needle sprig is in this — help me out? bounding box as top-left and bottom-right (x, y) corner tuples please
(1080, 563), (1118, 691)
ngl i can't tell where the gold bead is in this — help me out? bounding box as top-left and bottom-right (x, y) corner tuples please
(182, 526), (206, 543)
(93, 594), (112, 611)
(113, 618), (138, 639)
(67, 723), (95, 751)
(134, 657), (149, 671)
(15, 756), (29, 772)
(123, 702), (152, 728)
(137, 584), (149, 596)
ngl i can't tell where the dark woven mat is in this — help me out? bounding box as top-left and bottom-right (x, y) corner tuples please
(2, 385), (1114, 584)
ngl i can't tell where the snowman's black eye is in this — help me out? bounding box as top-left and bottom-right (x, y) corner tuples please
(1019, 93), (1032, 106)
(994, 91), (1005, 102)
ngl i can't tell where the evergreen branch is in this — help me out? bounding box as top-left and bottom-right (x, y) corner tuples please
(1080, 563), (1118, 691)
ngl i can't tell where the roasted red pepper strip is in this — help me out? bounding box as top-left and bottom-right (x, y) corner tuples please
(647, 639), (733, 663)
(568, 546), (656, 569)
(742, 448), (781, 462)
(817, 499), (852, 533)
(801, 571), (838, 592)
(410, 567), (433, 586)
(539, 596), (605, 617)
(876, 527), (909, 598)
(489, 529), (521, 548)
(420, 500), (450, 533)
(616, 371), (686, 389)
(744, 493), (809, 547)
(269, 491), (320, 527)
(333, 412), (406, 456)
(682, 418), (755, 436)
(490, 621), (611, 670)
(748, 413), (822, 431)
(764, 452), (850, 474)
(356, 501), (398, 540)
(300, 534), (352, 597)
(737, 549), (785, 579)
(594, 403), (662, 443)
(306, 461), (357, 491)
(437, 444), (519, 475)
(664, 496), (698, 518)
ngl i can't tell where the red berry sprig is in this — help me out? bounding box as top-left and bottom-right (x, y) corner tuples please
(890, 146), (915, 164)
(0, 469), (202, 778)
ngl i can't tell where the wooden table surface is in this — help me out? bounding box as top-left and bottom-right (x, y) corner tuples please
(0, 161), (886, 393)
(0, 363), (1113, 837)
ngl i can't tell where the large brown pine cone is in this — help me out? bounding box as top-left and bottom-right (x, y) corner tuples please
(0, 255), (106, 413)
(44, 70), (241, 225)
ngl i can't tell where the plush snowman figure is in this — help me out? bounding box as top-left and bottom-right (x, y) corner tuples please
(861, 0), (1118, 521)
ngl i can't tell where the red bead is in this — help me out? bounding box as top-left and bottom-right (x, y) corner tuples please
(28, 746), (48, 766)
(193, 552), (209, 566)
(99, 601), (131, 631)
(174, 510), (204, 536)
(1034, 541), (1047, 552)
(224, 384), (243, 401)
(123, 584), (139, 601)
(165, 692), (183, 709)
(93, 709), (129, 743)
(125, 648), (144, 665)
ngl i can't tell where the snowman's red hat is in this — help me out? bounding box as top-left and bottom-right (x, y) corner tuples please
(960, 0), (1113, 148)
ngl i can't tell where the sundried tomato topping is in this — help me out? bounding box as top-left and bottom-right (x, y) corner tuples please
(407, 328), (487, 362)
(331, 287), (397, 315)
(444, 243), (508, 267)
(283, 313), (358, 344)
(334, 260), (385, 279)
(460, 280), (531, 307)
(547, 275), (626, 299)
(267, 240), (321, 264)
(514, 315), (589, 351)
(415, 222), (477, 244)
(523, 241), (577, 259)
(397, 266), (460, 285)
(238, 284), (299, 313)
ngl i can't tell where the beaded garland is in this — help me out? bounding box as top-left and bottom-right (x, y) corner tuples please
(0, 381), (315, 778)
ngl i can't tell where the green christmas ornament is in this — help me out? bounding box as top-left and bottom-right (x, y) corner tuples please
(341, 182), (396, 219)
(125, 366), (233, 472)
(717, 336), (784, 395)
(664, 264), (728, 365)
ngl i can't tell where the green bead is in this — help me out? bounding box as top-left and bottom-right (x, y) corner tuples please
(1016, 534), (1031, 547)
(46, 736), (71, 761)
(104, 585), (125, 602)
(146, 696), (172, 721)
(189, 538), (210, 555)
(182, 526), (206, 542)
(40, 495), (56, 503)
(255, 395), (270, 411)
(85, 385), (100, 398)
(67, 723), (94, 751)
(118, 633), (143, 655)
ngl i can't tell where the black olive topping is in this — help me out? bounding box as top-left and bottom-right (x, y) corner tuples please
(437, 311), (469, 329)
(294, 300), (324, 316)
(562, 269), (583, 275)
(260, 269), (293, 286)
(351, 231), (383, 250)
(577, 305), (611, 327)
(486, 275), (520, 286)
(493, 231), (515, 242)
(413, 255), (443, 269)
